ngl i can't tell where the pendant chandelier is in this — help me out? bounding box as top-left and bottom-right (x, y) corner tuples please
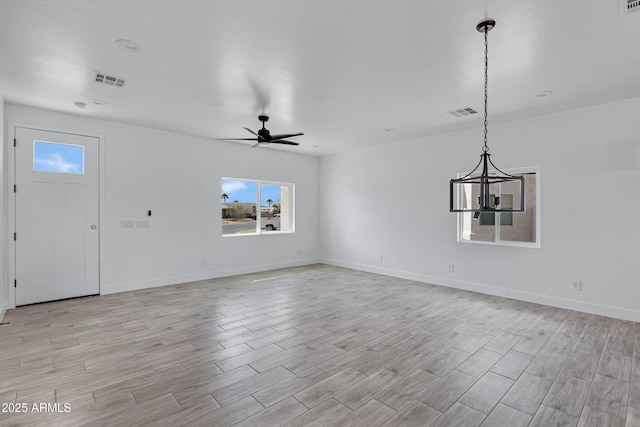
(450, 19), (524, 217)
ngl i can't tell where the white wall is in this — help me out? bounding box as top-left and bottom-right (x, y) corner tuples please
(320, 97), (640, 322)
(4, 104), (320, 307)
(5, 98), (640, 322)
(0, 97), (6, 320)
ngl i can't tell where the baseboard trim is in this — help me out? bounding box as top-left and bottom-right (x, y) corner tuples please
(101, 258), (322, 295)
(321, 258), (640, 323)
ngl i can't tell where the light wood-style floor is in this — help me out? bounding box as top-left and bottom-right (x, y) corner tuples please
(0, 264), (638, 426)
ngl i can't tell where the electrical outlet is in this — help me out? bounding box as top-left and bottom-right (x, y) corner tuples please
(571, 279), (582, 291)
(448, 264), (455, 273)
(379, 254), (384, 262)
(297, 249), (302, 255)
(201, 258), (207, 266)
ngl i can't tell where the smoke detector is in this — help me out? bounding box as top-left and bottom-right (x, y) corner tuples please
(115, 39), (142, 52)
(93, 71), (126, 88)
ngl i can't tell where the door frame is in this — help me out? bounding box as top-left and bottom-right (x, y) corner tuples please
(7, 122), (104, 309)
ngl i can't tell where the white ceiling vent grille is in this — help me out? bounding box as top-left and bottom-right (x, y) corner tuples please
(620, 0), (640, 15)
(93, 72), (126, 88)
(446, 107), (478, 118)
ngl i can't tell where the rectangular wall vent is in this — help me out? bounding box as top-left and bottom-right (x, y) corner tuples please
(93, 72), (126, 88)
(447, 107), (478, 118)
(620, 0), (640, 15)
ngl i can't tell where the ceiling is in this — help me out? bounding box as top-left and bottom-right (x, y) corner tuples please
(1, 0), (639, 156)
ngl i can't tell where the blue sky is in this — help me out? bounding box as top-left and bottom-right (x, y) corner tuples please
(34, 141), (84, 173)
(221, 179), (282, 206)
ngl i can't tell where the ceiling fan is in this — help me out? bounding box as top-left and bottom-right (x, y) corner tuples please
(218, 115), (303, 147)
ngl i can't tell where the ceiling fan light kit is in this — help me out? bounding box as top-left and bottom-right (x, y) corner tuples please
(449, 19), (525, 215)
(218, 115), (303, 148)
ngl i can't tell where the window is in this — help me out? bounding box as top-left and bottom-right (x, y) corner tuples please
(457, 167), (539, 247)
(33, 140), (84, 174)
(478, 194), (513, 226)
(221, 178), (294, 236)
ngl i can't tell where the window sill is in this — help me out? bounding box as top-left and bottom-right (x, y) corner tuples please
(457, 239), (540, 249)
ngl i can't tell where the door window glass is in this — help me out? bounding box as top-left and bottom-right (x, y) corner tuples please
(34, 141), (84, 174)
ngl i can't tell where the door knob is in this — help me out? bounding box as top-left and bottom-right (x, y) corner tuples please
(91, 224), (97, 229)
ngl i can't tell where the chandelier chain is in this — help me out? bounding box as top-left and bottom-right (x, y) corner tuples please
(482, 27), (489, 153)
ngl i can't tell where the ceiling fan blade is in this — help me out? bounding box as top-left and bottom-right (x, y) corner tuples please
(243, 127), (263, 139)
(216, 137), (259, 141)
(270, 132), (304, 140)
(248, 78), (270, 112)
(271, 140), (300, 146)
(251, 141), (271, 148)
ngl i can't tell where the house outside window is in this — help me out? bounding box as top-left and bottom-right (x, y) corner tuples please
(222, 178), (294, 235)
(457, 167), (539, 247)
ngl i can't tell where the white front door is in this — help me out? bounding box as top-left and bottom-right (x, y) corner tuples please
(15, 127), (99, 305)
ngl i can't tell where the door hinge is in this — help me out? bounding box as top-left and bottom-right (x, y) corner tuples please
(13, 184), (16, 193)
(13, 138), (16, 147)
(14, 232), (16, 241)
(14, 280), (16, 288)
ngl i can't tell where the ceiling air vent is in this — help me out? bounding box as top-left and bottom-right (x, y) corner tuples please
(446, 107), (478, 118)
(93, 72), (126, 88)
(620, 0), (640, 15)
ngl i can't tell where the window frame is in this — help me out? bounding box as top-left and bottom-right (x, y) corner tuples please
(456, 166), (540, 248)
(221, 177), (295, 237)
